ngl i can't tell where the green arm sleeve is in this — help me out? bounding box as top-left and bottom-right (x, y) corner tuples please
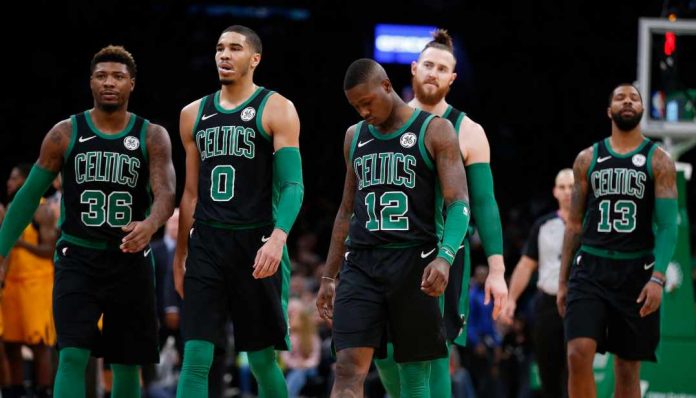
(438, 201), (471, 265)
(0, 165), (57, 256)
(273, 147), (304, 234)
(466, 163), (504, 256)
(654, 198), (678, 274)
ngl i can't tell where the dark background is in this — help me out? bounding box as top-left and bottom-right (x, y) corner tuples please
(1, 0), (695, 262)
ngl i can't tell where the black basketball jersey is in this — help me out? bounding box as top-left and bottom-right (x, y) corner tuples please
(193, 87), (276, 226)
(581, 137), (657, 252)
(347, 109), (443, 248)
(442, 105), (465, 134)
(61, 111), (151, 243)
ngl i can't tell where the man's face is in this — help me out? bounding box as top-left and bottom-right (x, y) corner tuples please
(6, 168), (26, 197)
(345, 80), (393, 126)
(215, 31), (260, 85)
(411, 48), (456, 106)
(553, 172), (574, 211)
(608, 85), (644, 131)
(90, 62), (134, 112)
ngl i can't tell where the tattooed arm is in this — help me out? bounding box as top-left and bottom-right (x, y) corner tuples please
(0, 120), (70, 263)
(637, 147), (677, 317)
(557, 146), (593, 317)
(120, 123), (176, 253)
(316, 125), (358, 323)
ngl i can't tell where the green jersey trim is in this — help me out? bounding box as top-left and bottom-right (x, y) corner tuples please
(646, 143), (658, 179)
(84, 111), (136, 140)
(196, 219), (273, 230)
(442, 105), (453, 119)
(452, 112), (465, 136)
(64, 115), (79, 161)
(367, 109), (420, 140)
(603, 137), (650, 159)
(191, 96), (208, 139)
(587, 142), (599, 179)
(139, 119), (150, 161)
(580, 244), (652, 260)
(60, 232), (122, 250)
(213, 86), (264, 114)
(418, 114), (436, 171)
(348, 121), (364, 163)
(255, 90), (275, 143)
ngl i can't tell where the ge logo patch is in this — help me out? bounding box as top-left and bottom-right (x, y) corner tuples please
(400, 132), (417, 148)
(241, 107), (256, 121)
(632, 154), (646, 167)
(123, 136), (140, 151)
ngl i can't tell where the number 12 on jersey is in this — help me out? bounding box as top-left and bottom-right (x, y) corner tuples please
(365, 191), (409, 231)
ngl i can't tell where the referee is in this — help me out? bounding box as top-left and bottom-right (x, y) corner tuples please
(502, 168), (573, 398)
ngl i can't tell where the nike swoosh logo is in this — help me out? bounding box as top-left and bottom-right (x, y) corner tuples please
(644, 261), (655, 270)
(78, 136), (96, 143)
(576, 255), (582, 265)
(421, 248), (436, 258)
(201, 113), (217, 121)
(261, 235), (270, 243)
(597, 156), (612, 163)
(189, 228), (194, 237)
(62, 247), (68, 256)
(144, 248), (151, 257)
(344, 251), (350, 261)
(357, 139), (374, 148)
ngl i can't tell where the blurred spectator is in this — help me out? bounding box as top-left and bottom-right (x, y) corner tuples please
(465, 264), (504, 398)
(282, 299), (321, 398)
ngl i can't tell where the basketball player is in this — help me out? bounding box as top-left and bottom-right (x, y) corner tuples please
(173, 25), (304, 398)
(373, 29), (508, 398)
(557, 84), (678, 398)
(316, 58), (470, 398)
(1, 163), (57, 398)
(502, 168), (573, 398)
(0, 45), (176, 398)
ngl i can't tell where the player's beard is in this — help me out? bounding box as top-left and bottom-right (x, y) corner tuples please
(99, 103), (120, 113)
(412, 77), (449, 106)
(611, 108), (643, 131)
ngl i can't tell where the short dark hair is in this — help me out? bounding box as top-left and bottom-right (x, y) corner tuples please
(609, 83), (642, 105)
(422, 28), (454, 56)
(91, 45), (137, 78)
(13, 163), (33, 179)
(222, 25), (262, 54)
(343, 58), (387, 90)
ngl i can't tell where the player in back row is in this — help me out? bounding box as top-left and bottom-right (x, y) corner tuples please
(0, 45), (176, 398)
(373, 29), (508, 398)
(173, 25), (304, 398)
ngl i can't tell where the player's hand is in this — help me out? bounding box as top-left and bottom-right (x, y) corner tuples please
(499, 299), (516, 325)
(172, 251), (186, 299)
(316, 277), (336, 325)
(637, 278), (664, 318)
(121, 219), (158, 253)
(557, 283), (568, 318)
(485, 270), (508, 320)
(421, 257), (450, 297)
(253, 229), (286, 279)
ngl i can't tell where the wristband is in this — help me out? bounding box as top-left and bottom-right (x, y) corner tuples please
(649, 276), (665, 288)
